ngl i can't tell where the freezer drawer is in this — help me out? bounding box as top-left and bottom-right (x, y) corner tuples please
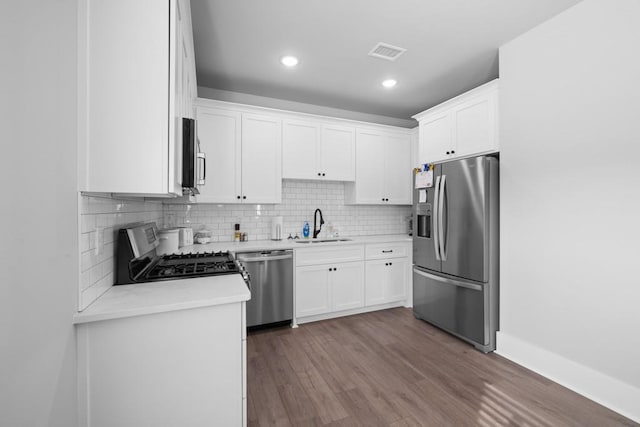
(413, 266), (492, 351)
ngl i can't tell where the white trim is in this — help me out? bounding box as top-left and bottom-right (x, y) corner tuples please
(496, 332), (640, 423)
(194, 97), (415, 135)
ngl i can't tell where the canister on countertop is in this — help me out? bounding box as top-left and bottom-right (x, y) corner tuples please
(241, 232), (248, 242)
(157, 229), (179, 254)
(271, 216), (283, 241)
(178, 227), (193, 247)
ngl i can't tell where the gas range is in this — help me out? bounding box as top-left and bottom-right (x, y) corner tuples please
(115, 222), (249, 285)
(146, 251), (239, 280)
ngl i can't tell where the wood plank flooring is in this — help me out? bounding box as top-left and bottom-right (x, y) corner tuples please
(247, 308), (636, 427)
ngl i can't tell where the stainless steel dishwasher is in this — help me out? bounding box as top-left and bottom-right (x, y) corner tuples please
(236, 250), (293, 328)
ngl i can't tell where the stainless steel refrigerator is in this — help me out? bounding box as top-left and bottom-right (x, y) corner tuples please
(412, 155), (499, 352)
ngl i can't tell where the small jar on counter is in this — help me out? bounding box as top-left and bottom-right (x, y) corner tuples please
(240, 232), (248, 242)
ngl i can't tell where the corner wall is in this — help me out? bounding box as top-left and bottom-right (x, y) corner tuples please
(0, 1), (79, 425)
(498, 0), (640, 421)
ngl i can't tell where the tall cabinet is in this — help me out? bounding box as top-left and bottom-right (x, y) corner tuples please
(78, 0), (197, 196)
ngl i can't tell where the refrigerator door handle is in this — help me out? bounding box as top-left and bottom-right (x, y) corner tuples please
(439, 174), (447, 261)
(413, 267), (483, 291)
(433, 175), (441, 261)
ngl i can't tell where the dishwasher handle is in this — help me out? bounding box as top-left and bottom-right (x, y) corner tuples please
(236, 250), (293, 263)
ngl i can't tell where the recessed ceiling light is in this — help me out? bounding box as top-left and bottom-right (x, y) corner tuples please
(382, 79), (397, 88)
(280, 55), (299, 67)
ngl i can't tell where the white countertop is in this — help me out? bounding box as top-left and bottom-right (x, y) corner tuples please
(74, 234), (410, 325)
(74, 274), (250, 324)
(179, 233), (412, 254)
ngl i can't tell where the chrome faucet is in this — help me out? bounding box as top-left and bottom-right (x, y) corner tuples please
(313, 208), (324, 239)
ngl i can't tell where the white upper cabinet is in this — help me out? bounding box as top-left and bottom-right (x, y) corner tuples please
(195, 107), (242, 203)
(345, 128), (412, 205)
(78, 0), (196, 196)
(282, 120), (355, 181)
(320, 125), (356, 181)
(194, 103), (282, 204)
(414, 79), (498, 164)
(282, 120), (321, 180)
(241, 114), (282, 204)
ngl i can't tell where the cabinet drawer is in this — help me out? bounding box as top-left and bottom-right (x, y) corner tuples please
(365, 242), (410, 260)
(296, 245), (364, 266)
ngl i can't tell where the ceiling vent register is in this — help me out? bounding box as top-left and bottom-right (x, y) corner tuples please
(368, 42), (407, 61)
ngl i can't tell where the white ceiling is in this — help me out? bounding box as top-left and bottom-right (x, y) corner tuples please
(191, 0), (581, 124)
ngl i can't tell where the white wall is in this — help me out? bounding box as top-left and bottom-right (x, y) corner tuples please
(165, 180), (411, 241)
(0, 1), (78, 426)
(498, 0), (640, 421)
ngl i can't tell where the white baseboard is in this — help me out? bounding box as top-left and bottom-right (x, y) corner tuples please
(496, 331), (640, 423)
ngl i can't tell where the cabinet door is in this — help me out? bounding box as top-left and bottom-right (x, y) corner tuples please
(365, 260), (387, 306)
(354, 129), (385, 203)
(418, 112), (452, 164)
(195, 107), (241, 203)
(320, 125), (356, 181)
(296, 266), (331, 317)
(81, 0), (171, 194)
(384, 133), (411, 204)
(385, 258), (408, 303)
(453, 92), (498, 158)
(282, 119), (320, 180)
(241, 114), (282, 203)
(331, 262), (364, 312)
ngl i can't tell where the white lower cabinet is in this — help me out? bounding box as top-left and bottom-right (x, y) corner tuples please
(295, 242), (410, 323)
(296, 265), (331, 317)
(77, 303), (245, 427)
(365, 258), (409, 306)
(295, 261), (364, 318)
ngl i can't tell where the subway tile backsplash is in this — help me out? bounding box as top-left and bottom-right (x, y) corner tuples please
(78, 180), (411, 311)
(78, 194), (163, 310)
(164, 180), (412, 242)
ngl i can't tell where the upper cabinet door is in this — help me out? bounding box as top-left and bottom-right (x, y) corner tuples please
(196, 107), (242, 203)
(80, 0), (172, 195)
(241, 114), (282, 204)
(282, 120), (320, 180)
(353, 130), (385, 203)
(418, 113), (452, 164)
(384, 133), (412, 204)
(453, 91), (498, 159)
(320, 125), (356, 181)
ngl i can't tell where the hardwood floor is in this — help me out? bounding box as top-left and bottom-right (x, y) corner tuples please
(247, 308), (636, 427)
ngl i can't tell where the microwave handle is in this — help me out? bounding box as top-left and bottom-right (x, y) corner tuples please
(197, 152), (206, 185)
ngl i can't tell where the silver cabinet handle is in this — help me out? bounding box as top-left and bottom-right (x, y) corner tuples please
(433, 175), (441, 261)
(413, 267), (482, 291)
(439, 174), (447, 261)
(197, 152), (206, 186)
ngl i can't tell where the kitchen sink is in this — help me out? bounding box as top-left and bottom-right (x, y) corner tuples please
(295, 238), (352, 244)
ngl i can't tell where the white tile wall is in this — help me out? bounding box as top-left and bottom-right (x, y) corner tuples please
(78, 194), (163, 310)
(77, 181), (411, 311)
(164, 180), (412, 242)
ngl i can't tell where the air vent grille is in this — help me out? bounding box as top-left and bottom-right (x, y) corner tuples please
(368, 42), (407, 62)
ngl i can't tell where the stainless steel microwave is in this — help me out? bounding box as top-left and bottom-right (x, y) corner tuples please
(182, 118), (205, 195)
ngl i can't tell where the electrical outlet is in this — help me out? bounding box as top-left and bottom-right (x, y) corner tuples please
(94, 227), (104, 256)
